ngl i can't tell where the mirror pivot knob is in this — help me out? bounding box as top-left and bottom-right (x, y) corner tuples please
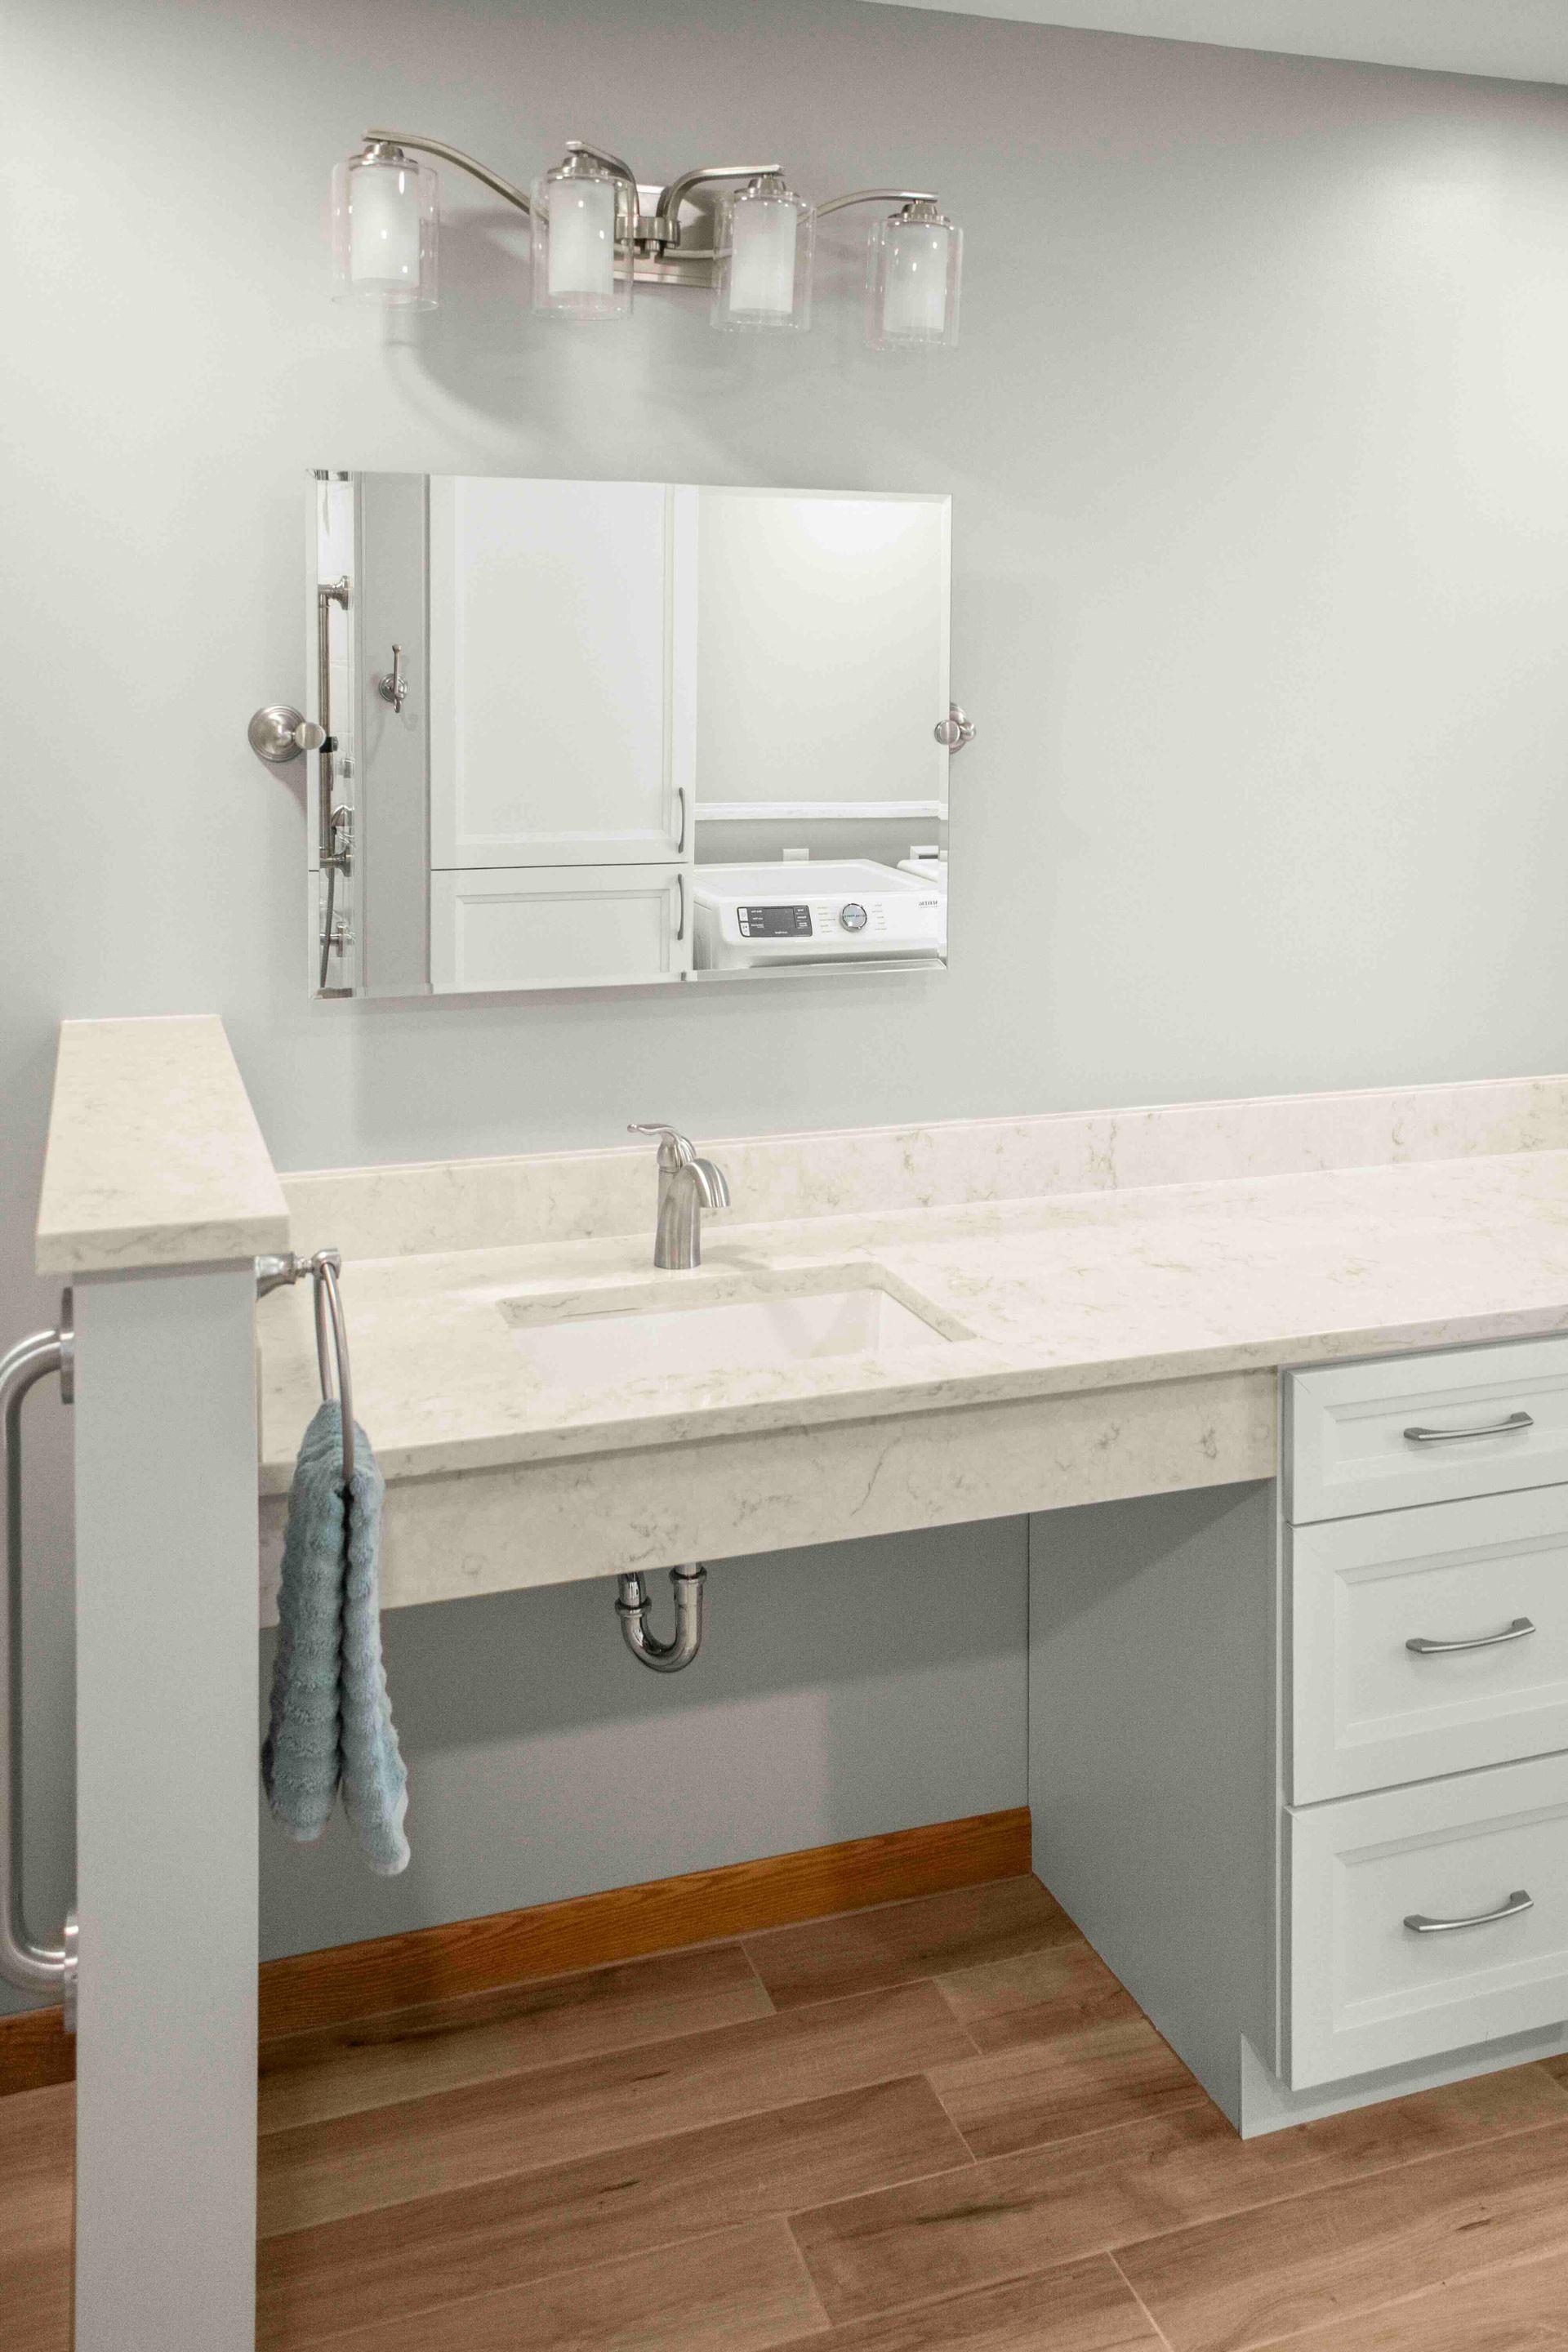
(247, 705), (323, 764)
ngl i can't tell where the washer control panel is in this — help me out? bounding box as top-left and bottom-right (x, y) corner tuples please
(690, 862), (945, 969)
(737, 904), (813, 940)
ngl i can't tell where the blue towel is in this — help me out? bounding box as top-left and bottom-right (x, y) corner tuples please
(262, 1401), (410, 1876)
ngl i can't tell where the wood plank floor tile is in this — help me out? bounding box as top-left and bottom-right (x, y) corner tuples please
(1115, 2118), (1568, 2352)
(0, 2083), (74, 2352)
(260, 1940), (772, 2132)
(936, 1940), (1140, 2056)
(773, 2254), (1163, 2350)
(745, 1878), (1076, 2011)
(1243, 2243), (1568, 2349)
(791, 2064), (1568, 2326)
(308, 2214), (826, 2352)
(260, 1979), (976, 2234)
(16, 1890), (1568, 2352)
(0, 2247), (71, 2352)
(259, 2076), (970, 2351)
(932, 2011), (1209, 2160)
(0, 2082), (74, 2272)
(0, 2082), (73, 2242)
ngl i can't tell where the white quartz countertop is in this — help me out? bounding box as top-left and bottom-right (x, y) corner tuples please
(258, 1147), (1568, 1494)
(38, 1017), (291, 1277)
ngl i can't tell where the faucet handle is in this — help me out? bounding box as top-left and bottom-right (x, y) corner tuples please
(628, 1123), (697, 1165)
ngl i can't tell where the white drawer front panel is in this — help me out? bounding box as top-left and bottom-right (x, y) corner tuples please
(430, 865), (691, 992)
(1286, 1753), (1568, 2087)
(1290, 1489), (1568, 1802)
(1286, 1339), (1568, 1524)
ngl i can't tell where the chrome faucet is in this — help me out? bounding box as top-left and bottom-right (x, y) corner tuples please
(628, 1124), (731, 1269)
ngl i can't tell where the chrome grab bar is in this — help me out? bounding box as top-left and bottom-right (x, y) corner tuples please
(1, 1314), (78, 2015)
(1402, 1410), (1533, 1445)
(315, 577), (350, 874)
(1406, 1617), (1535, 1657)
(314, 577), (351, 994)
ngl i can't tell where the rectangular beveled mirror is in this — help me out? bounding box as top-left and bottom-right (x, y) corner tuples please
(307, 471), (954, 997)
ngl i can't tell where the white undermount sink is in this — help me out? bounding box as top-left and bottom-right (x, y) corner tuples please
(501, 1277), (956, 1384)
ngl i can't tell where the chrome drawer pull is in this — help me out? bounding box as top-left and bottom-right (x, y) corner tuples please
(1402, 1410), (1534, 1445)
(1404, 1889), (1534, 1936)
(1405, 1616), (1536, 1657)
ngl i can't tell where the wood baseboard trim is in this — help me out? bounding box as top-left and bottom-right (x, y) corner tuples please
(258, 1806), (1032, 2039)
(0, 2000), (74, 2100)
(0, 1804), (1031, 2090)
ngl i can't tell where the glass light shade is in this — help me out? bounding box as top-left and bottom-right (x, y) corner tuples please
(712, 178), (813, 332)
(866, 204), (961, 350)
(531, 157), (632, 318)
(332, 147), (438, 308)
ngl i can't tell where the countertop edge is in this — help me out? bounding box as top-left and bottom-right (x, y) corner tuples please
(255, 1303), (1568, 1494)
(38, 1209), (293, 1280)
(37, 1016), (291, 1280)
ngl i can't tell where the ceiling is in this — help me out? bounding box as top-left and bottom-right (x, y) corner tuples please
(856, 1), (1568, 87)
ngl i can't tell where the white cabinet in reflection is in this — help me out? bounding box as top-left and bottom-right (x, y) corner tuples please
(693, 488), (951, 823)
(431, 866), (692, 991)
(429, 477), (694, 871)
(308, 470), (953, 999)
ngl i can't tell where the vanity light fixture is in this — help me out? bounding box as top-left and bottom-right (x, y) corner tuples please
(332, 142), (439, 308)
(712, 175), (814, 333)
(867, 199), (963, 350)
(532, 145), (635, 319)
(332, 131), (962, 345)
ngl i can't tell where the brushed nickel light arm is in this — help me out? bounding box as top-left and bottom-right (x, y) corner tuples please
(558, 139), (644, 245)
(571, 138), (639, 186)
(814, 187), (938, 216)
(355, 134), (785, 259)
(363, 129), (534, 216)
(652, 162), (782, 250)
(355, 142), (937, 236)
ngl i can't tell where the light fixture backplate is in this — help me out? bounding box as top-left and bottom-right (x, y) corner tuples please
(631, 182), (724, 287)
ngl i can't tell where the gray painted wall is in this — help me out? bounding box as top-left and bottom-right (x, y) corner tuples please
(4, 0), (1568, 2006)
(259, 1524), (1027, 1963)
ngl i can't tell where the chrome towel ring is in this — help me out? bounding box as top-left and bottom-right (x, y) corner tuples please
(256, 1248), (355, 1491)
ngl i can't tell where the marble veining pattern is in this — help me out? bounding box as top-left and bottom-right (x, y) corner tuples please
(260, 1147), (1568, 1494)
(39, 1019), (1568, 1617)
(281, 1072), (1568, 1260)
(37, 1016), (290, 1276)
(259, 1370), (1276, 1619)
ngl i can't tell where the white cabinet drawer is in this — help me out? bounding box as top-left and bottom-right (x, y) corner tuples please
(1285, 1752), (1568, 2088)
(1290, 1489), (1568, 1802)
(1285, 1339), (1568, 1524)
(430, 865), (691, 991)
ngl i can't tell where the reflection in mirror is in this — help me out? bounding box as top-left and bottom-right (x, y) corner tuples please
(307, 471), (952, 997)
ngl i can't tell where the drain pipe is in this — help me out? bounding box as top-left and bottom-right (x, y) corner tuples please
(616, 1564), (707, 1673)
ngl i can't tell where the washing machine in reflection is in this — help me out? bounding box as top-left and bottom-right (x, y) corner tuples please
(691, 861), (946, 971)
